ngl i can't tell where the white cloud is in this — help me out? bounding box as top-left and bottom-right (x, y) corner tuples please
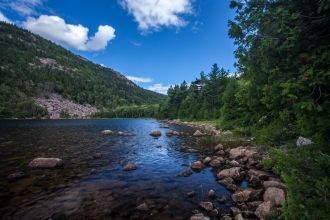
(1, 0), (45, 16)
(0, 11), (12, 23)
(130, 41), (141, 47)
(126, 75), (153, 83)
(23, 15), (115, 51)
(119, 0), (193, 32)
(147, 83), (171, 94)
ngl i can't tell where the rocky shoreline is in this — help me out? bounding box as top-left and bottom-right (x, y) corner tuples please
(163, 119), (286, 220)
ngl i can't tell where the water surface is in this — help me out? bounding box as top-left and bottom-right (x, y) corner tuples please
(0, 119), (233, 219)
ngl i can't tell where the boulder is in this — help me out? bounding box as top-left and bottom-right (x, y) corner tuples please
(214, 144), (224, 151)
(28, 157), (63, 169)
(248, 169), (272, 180)
(218, 177), (234, 186)
(7, 172), (26, 182)
(209, 159), (222, 168)
(231, 189), (254, 203)
(234, 214), (244, 220)
(255, 201), (275, 220)
(229, 160), (240, 167)
(263, 180), (285, 189)
(190, 213), (210, 220)
(217, 167), (241, 180)
(191, 161), (205, 171)
(296, 136), (313, 146)
(150, 130), (161, 137)
(263, 187), (286, 206)
(199, 202), (214, 212)
(203, 156), (212, 164)
(193, 130), (204, 137)
(123, 163), (137, 171)
(102, 129), (113, 135)
(166, 130), (180, 136)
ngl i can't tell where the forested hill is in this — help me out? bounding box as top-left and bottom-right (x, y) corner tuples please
(0, 22), (165, 118)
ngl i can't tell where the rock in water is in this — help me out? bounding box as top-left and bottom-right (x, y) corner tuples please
(199, 202), (214, 212)
(7, 172), (26, 182)
(217, 167), (241, 180)
(102, 130), (113, 135)
(191, 161), (205, 171)
(150, 130), (161, 137)
(208, 189), (215, 198)
(123, 163), (137, 171)
(28, 157), (63, 169)
(296, 136), (313, 146)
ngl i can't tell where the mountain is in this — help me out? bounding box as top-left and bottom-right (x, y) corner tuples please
(0, 22), (165, 118)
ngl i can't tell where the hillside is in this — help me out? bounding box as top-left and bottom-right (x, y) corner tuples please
(0, 22), (165, 118)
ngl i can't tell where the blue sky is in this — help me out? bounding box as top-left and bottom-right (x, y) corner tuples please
(0, 0), (236, 94)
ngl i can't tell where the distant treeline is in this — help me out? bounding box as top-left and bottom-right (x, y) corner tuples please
(93, 105), (159, 118)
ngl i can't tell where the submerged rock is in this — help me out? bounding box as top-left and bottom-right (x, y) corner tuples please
(123, 163), (137, 171)
(7, 172), (26, 182)
(136, 202), (149, 211)
(191, 161), (205, 171)
(208, 189), (216, 198)
(187, 191), (196, 197)
(28, 157), (63, 169)
(150, 130), (161, 137)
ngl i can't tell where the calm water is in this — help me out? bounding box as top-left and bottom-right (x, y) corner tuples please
(0, 119), (233, 219)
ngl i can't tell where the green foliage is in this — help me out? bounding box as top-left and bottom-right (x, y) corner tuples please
(0, 22), (165, 118)
(93, 104), (159, 118)
(261, 146), (330, 219)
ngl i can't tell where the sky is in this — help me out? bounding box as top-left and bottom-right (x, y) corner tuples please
(0, 0), (236, 94)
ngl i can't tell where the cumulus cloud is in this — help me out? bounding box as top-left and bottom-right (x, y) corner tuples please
(23, 15), (115, 51)
(147, 83), (171, 94)
(0, 11), (12, 23)
(119, 0), (193, 32)
(126, 75), (152, 83)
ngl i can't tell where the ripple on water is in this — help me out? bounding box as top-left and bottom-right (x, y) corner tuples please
(0, 119), (233, 219)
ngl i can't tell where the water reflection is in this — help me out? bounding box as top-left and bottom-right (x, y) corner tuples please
(0, 119), (233, 219)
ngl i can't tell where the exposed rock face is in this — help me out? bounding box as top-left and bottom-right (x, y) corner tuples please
(102, 130), (114, 135)
(199, 202), (214, 212)
(191, 161), (205, 171)
(28, 157), (63, 169)
(190, 213), (210, 220)
(150, 130), (161, 137)
(34, 93), (98, 119)
(217, 167), (241, 180)
(123, 163), (137, 171)
(193, 130), (205, 137)
(263, 187), (286, 206)
(296, 136), (313, 146)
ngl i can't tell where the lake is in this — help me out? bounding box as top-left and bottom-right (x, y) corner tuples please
(0, 119), (234, 219)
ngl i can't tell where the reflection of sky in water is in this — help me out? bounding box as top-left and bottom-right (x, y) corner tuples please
(0, 119), (234, 219)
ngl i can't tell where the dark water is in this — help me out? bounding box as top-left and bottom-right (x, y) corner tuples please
(0, 119), (234, 219)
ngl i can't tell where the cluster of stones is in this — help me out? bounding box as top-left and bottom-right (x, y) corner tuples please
(190, 145), (286, 220)
(166, 119), (221, 136)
